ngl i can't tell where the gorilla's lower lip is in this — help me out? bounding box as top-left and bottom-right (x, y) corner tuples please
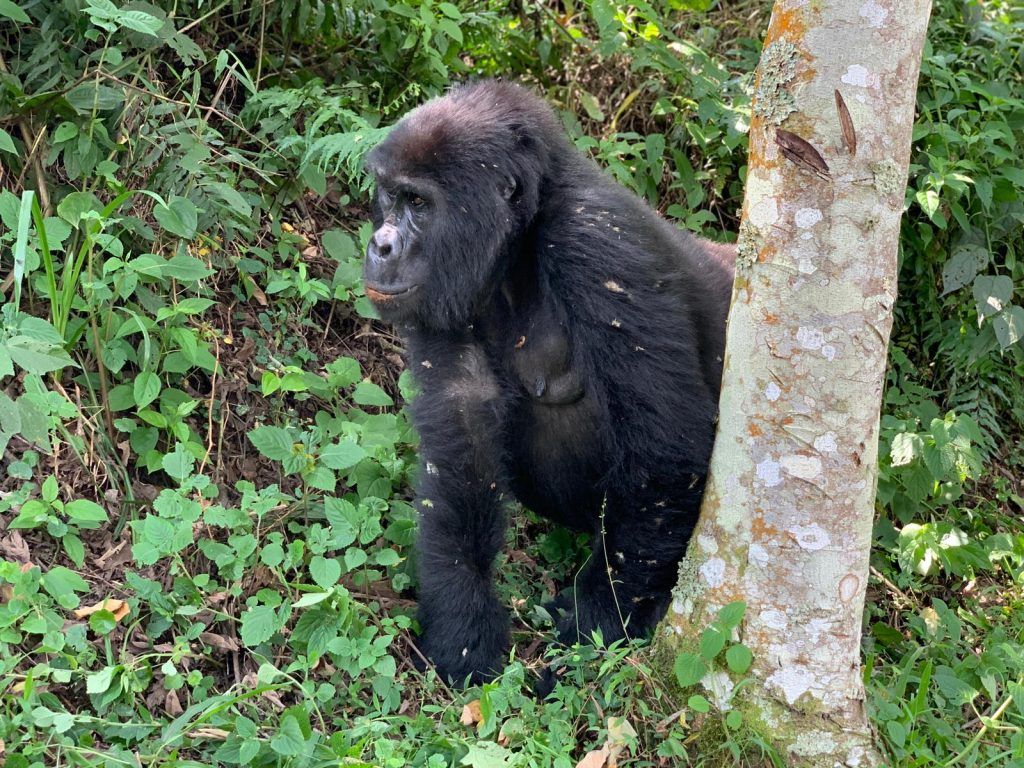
(365, 284), (417, 302)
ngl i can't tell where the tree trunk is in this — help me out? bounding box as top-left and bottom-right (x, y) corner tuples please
(657, 2), (931, 765)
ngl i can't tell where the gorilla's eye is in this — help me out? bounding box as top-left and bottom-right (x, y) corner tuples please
(410, 195), (427, 208)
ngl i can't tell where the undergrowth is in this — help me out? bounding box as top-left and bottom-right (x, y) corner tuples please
(0, 1), (1021, 766)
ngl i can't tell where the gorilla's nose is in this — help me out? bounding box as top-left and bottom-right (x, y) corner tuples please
(369, 224), (399, 261)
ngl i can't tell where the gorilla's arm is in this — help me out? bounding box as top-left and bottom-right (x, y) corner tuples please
(405, 329), (510, 683)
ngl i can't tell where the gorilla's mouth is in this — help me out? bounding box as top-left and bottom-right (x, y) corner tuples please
(365, 284), (418, 302)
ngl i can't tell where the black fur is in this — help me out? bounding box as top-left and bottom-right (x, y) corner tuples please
(362, 81), (735, 685)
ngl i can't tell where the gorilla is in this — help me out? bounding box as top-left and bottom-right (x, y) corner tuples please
(362, 80), (734, 685)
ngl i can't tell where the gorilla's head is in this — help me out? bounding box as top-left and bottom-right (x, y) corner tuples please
(363, 81), (564, 330)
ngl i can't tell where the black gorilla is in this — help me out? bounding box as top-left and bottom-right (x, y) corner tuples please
(362, 81), (734, 684)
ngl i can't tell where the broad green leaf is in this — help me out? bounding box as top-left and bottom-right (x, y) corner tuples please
(0, 0), (29, 23)
(0, 128), (15, 155)
(725, 644), (753, 674)
(973, 275), (1013, 320)
(320, 439), (366, 471)
(673, 652), (706, 688)
(993, 305), (1024, 349)
(133, 370), (161, 408)
(717, 600), (746, 629)
(241, 605), (280, 646)
(309, 556), (341, 588)
(65, 499), (108, 524)
(154, 196), (199, 239)
(700, 626), (726, 660)
(352, 380), (394, 407)
(248, 426), (295, 461)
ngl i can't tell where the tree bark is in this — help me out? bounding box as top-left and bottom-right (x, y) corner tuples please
(657, 2), (932, 765)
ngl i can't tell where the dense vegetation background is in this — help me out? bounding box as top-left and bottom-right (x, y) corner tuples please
(0, 1), (1021, 765)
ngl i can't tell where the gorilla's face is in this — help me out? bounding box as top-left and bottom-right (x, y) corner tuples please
(363, 179), (436, 322)
(364, 158), (525, 330)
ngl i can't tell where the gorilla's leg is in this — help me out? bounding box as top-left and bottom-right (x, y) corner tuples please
(553, 475), (704, 646)
(411, 339), (510, 684)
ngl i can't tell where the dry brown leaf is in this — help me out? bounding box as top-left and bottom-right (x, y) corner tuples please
(775, 129), (831, 180)
(164, 689), (183, 717)
(200, 632), (240, 652)
(606, 716), (637, 768)
(0, 531), (31, 563)
(73, 598), (130, 622)
(834, 89), (857, 156)
(575, 746), (610, 768)
(460, 699), (483, 727)
(189, 728), (229, 740)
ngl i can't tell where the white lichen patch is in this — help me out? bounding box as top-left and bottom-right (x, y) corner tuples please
(859, 0), (888, 28)
(789, 523), (830, 550)
(756, 458), (782, 487)
(806, 618), (831, 642)
(749, 197), (780, 228)
(798, 257), (817, 275)
(760, 609), (789, 630)
(703, 670), (735, 710)
(841, 64), (880, 89)
(795, 207), (822, 229)
(821, 344), (837, 361)
(767, 665), (816, 705)
(748, 542), (770, 567)
(699, 557), (726, 588)
(764, 381), (782, 401)
(697, 534), (719, 554)
(792, 730), (838, 756)
(781, 454), (823, 480)
(814, 432), (838, 453)
(796, 326), (825, 350)
(672, 596), (687, 615)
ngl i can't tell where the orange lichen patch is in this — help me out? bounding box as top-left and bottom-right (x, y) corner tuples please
(763, 313), (780, 325)
(751, 514), (782, 540)
(748, 423), (763, 437)
(765, 6), (807, 47)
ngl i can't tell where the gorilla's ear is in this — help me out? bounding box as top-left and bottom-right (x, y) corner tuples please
(502, 174), (519, 201)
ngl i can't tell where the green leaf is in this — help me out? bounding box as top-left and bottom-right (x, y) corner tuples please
(673, 652), (706, 688)
(0, 128), (16, 155)
(460, 742), (512, 768)
(993, 305), (1024, 349)
(42, 566), (88, 607)
(309, 556), (341, 588)
(89, 609), (119, 635)
(52, 122), (78, 143)
(725, 709), (743, 729)
(352, 380), (394, 407)
(248, 426), (295, 461)
(162, 444), (196, 482)
(133, 370), (161, 408)
(725, 644), (753, 674)
(65, 499), (108, 525)
(0, 0), (30, 23)
(270, 713), (305, 756)
(717, 601), (746, 630)
(578, 90), (605, 122)
(320, 439), (366, 471)
(322, 229), (356, 261)
(240, 605), (280, 647)
(62, 533), (85, 566)
(119, 10), (163, 36)
(86, 666), (117, 695)
(699, 626), (726, 660)
(973, 275), (1013, 320)
(687, 694), (710, 713)
(5, 340), (76, 375)
(154, 196), (199, 239)
(941, 248), (983, 295)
